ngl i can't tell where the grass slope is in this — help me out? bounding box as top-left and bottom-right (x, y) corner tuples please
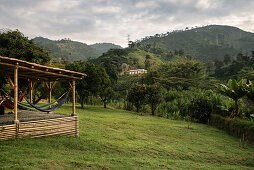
(0, 105), (254, 169)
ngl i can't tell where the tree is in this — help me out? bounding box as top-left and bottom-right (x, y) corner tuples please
(179, 48), (185, 56)
(238, 67), (254, 81)
(145, 84), (162, 115)
(223, 54), (231, 65)
(121, 63), (128, 72)
(214, 59), (224, 70)
(96, 66), (112, 108)
(156, 60), (205, 90)
(246, 80), (254, 102)
(99, 87), (114, 108)
(127, 83), (147, 113)
(218, 79), (247, 117)
(101, 58), (118, 86)
(128, 41), (135, 48)
(0, 30), (51, 89)
(66, 61), (110, 109)
(0, 30), (50, 64)
(145, 54), (152, 69)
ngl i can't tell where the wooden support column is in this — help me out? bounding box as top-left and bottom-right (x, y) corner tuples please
(29, 80), (33, 103)
(49, 81), (52, 107)
(14, 66), (19, 123)
(72, 80), (76, 116)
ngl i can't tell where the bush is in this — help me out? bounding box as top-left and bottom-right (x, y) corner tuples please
(158, 88), (225, 123)
(210, 114), (254, 145)
(158, 101), (180, 119)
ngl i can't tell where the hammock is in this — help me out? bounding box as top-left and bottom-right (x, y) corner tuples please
(3, 97), (28, 110)
(23, 91), (69, 112)
(2, 89), (70, 112)
(1, 89), (27, 110)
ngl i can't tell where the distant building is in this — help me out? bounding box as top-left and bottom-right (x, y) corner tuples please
(126, 69), (147, 75)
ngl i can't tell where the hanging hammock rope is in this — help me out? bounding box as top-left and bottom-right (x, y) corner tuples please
(1, 88), (28, 110)
(1, 87), (71, 112)
(23, 90), (70, 112)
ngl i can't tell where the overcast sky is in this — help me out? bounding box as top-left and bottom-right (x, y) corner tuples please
(1, 0), (254, 47)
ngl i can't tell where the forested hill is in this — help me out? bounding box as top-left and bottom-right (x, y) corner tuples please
(90, 43), (122, 54)
(138, 25), (254, 61)
(33, 37), (122, 61)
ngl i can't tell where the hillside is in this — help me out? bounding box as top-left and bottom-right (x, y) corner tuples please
(91, 48), (164, 72)
(33, 37), (122, 62)
(0, 105), (254, 169)
(139, 25), (254, 61)
(90, 43), (122, 54)
(33, 37), (100, 61)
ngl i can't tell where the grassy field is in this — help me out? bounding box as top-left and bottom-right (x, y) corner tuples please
(0, 105), (254, 169)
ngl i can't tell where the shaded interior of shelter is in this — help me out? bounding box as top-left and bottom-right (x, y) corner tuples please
(0, 111), (68, 126)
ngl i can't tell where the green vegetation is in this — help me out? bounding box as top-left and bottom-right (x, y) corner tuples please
(0, 105), (254, 169)
(218, 79), (247, 117)
(33, 37), (99, 61)
(33, 37), (122, 62)
(0, 30), (50, 64)
(90, 43), (122, 55)
(138, 25), (254, 62)
(1, 27), (254, 169)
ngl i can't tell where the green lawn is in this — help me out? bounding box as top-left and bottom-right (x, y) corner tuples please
(0, 105), (254, 169)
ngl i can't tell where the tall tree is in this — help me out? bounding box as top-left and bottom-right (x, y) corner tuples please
(145, 84), (162, 115)
(127, 83), (147, 113)
(66, 61), (110, 109)
(101, 58), (118, 86)
(0, 30), (50, 64)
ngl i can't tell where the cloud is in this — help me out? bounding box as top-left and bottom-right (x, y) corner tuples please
(0, 0), (254, 47)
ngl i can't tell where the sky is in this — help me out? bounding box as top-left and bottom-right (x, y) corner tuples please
(1, 0), (254, 47)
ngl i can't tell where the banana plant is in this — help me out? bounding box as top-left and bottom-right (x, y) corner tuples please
(218, 79), (247, 118)
(246, 80), (254, 102)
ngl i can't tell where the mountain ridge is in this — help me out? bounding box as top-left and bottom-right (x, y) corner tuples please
(138, 25), (254, 61)
(33, 37), (122, 61)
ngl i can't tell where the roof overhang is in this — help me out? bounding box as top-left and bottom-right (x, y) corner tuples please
(0, 56), (86, 81)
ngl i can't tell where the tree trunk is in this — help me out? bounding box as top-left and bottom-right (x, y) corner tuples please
(231, 99), (239, 118)
(151, 104), (155, 116)
(81, 98), (84, 109)
(81, 101), (84, 109)
(104, 102), (107, 108)
(235, 99), (239, 117)
(136, 106), (139, 113)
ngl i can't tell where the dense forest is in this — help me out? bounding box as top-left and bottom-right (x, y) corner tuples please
(0, 27), (254, 142)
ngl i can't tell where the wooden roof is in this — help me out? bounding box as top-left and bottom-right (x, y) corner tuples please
(0, 56), (86, 81)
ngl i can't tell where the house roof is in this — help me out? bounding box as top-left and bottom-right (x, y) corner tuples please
(0, 56), (86, 81)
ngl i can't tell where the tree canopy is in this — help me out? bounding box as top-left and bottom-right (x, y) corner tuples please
(0, 30), (51, 64)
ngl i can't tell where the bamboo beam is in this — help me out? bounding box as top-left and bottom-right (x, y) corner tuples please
(7, 76), (14, 88)
(14, 66), (19, 123)
(49, 81), (52, 108)
(0, 62), (83, 80)
(29, 80), (33, 103)
(72, 80), (76, 116)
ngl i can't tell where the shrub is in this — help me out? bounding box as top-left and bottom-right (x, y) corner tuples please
(210, 114), (254, 145)
(188, 94), (213, 123)
(158, 88), (225, 123)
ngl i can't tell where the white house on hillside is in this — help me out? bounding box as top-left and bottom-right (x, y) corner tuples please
(126, 69), (147, 75)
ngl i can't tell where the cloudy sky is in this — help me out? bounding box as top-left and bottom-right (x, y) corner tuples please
(1, 0), (254, 47)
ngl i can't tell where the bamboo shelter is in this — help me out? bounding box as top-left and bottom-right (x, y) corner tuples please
(0, 56), (86, 140)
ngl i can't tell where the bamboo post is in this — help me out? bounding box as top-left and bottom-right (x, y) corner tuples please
(49, 81), (52, 108)
(29, 80), (33, 103)
(14, 66), (19, 124)
(72, 80), (76, 116)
